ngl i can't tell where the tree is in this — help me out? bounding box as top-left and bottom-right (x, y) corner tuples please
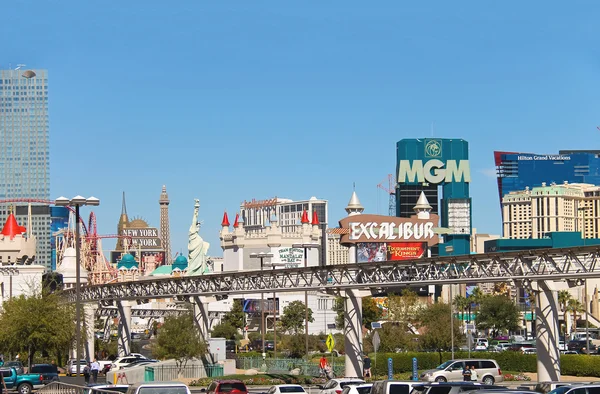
(367, 322), (416, 353)
(222, 299), (245, 330)
(469, 287), (486, 311)
(558, 290), (572, 336)
(152, 312), (206, 372)
(453, 295), (469, 323)
(333, 297), (345, 329)
(211, 322), (239, 340)
(0, 292), (75, 367)
(567, 299), (585, 331)
(387, 289), (419, 325)
(417, 302), (463, 364)
(475, 295), (520, 337)
(362, 297), (384, 329)
(279, 300), (314, 335)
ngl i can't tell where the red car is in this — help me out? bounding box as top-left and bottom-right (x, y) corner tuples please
(204, 380), (248, 394)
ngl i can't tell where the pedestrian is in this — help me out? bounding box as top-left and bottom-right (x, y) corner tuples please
(325, 363), (334, 380)
(363, 354), (371, 378)
(319, 356), (327, 376)
(470, 365), (478, 382)
(83, 364), (91, 385)
(90, 359), (101, 383)
(462, 365), (472, 381)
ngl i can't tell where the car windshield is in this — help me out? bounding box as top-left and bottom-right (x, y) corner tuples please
(279, 387), (305, 393)
(138, 387), (189, 394)
(340, 383), (364, 389)
(219, 383), (247, 392)
(86, 387), (129, 394)
(436, 360), (454, 370)
(357, 388), (372, 394)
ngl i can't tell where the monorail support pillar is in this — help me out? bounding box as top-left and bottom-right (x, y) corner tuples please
(193, 296), (214, 342)
(84, 303), (97, 361)
(117, 301), (132, 357)
(533, 280), (565, 382)
(344, 289), (369, 378)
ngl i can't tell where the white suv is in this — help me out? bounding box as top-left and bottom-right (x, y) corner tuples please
(110, 355), (145, 371)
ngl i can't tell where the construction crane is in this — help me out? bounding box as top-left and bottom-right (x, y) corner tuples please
(377, 174), (397, 216)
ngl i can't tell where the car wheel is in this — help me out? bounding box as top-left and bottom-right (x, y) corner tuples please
(435, 377), (447, 382)
(18, 383), (32, 394)
(482, 376), (495, 385)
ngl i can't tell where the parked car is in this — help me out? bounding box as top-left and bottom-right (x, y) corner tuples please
(318, 378), (366, 394)
(507, 343), (535, 352)
(204, 380), (249, 394)
(411, 383), (505, 394)
(122, 359), (159, 369)
(551, 385), (600, 394)
(567, 340), (597, 353)
(266, 385), (307, 394)
(522, 348), (536, 355)
(4, 362), (23, 375)
(126, 382), (191, 394)
(371, 380), (418, 394)
(66, 359), (88, 376)
(29, 364), (59, 384)
(111, 356), (143, 371)
(0, 366), (45, 394)
(342, 384), (372, 394)
(85, 385), (130, 394)
(420, 359), (503, 385)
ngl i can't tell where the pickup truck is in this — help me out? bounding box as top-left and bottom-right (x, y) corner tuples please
(0, 367), (45, 394)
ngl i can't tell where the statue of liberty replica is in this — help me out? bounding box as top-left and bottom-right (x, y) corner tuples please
(186, 199), (211, 276)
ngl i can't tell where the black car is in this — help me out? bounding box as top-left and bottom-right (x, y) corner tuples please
(567, 340), (597, 353)
(30, 364), (59, 384)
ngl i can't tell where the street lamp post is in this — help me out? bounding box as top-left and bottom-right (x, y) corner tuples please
(292, 243), (320, 360)
(54, 195), (100, 377)
(249, 252), (273, 356)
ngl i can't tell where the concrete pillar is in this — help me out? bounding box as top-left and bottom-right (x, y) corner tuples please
(193, 296), (215, 341)
(535, 281), (561, 382)
(344, 289), (363, 378)
(117, 301), (132, 357)
(84, 304), (97, 361)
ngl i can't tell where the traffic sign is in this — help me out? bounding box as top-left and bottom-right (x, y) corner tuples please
(372, 331), (381, 353)
(326, 333), (335, 352)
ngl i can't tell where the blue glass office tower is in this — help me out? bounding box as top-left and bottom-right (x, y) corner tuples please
(0, 68), (51, 269)
(495, 150), (600, 206)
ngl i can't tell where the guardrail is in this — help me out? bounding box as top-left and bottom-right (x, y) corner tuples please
(37, 382), (127, 394)
(144, 364), (223, 381)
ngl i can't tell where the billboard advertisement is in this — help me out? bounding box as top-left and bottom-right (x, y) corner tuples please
(271, 247), (304, 268)
(356, 242), (427, 262)
(141, 251), (165, 266)
(243, 298), (279, 313)
(338, 214), (439, 246)
(110, 251), (137, 265)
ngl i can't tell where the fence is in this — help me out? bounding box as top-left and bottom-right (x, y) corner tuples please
(237, 357), (344, 377)
(145, 364), (223, 381)
(38, 382), (126, 394)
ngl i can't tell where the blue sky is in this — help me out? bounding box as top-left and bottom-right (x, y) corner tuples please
(2, 1), (600, 257)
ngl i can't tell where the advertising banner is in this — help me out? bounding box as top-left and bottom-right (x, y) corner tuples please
(271, 247), (304, 268)
(387, 242), (427, 260)
(338, 214), (439, 246)
(357, 242), (427, 262)
(110, 251), (137, 265)
(121, 227), (162, 249)
(141, 251), (165, 265)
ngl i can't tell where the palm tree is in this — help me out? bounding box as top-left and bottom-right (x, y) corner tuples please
(558, 290), (573, 337)
(567, 299), (585, 332)
(453, 295), (469, 323)
(470, 287), (486, 312)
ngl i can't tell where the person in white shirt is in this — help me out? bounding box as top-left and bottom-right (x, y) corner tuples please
(90, 359), (101, 383)
(470, 365), (478, 382)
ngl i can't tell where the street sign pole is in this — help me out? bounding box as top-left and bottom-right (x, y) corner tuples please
(372, 331), (380, 380)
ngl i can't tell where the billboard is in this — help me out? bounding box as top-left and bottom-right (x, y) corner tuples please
(110, 251), (137, 265)
(356, 242), (427, 262)
(121, 227), (162, 249)
(271, 247), (304, 268)
(243, 298), (279, 313)
(338, 214), (439, 246)
(141, 251), (165, 265)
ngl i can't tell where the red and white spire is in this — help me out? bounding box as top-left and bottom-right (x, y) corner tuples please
(311, 211), (319, 226)
(221, 211), (230, 227)
(301, 209), (310, 224)
(1, 213), (26, 240)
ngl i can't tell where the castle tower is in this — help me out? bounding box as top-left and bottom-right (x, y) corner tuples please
(159, 185), (172, 264)
(413, 191), (433, 220)
(345, 191), (364, 216)
(116, 192), (129, 250)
